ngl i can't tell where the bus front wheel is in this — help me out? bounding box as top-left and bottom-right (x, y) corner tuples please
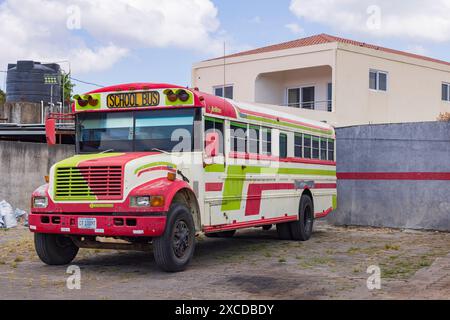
(153, 203), (196, 273)
(34, 233), (79, 265)
(290, 195), (314, 241)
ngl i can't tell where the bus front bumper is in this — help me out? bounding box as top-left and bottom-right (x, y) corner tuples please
(28, 214), (167, 237)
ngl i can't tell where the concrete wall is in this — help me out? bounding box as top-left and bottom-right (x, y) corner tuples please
(0, 141), (74, 210)
(329, 122), (450, 231)
(0, 102), (43, 124)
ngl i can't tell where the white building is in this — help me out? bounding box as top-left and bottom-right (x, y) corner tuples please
(192, 34), (450, 127)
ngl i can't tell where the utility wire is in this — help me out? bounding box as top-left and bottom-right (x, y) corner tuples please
(70, 77), (104, 88)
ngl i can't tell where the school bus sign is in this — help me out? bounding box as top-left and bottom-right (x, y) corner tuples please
(106, 91), (160, 109)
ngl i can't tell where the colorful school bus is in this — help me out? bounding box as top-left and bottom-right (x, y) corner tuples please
(29, 83), (337, 272)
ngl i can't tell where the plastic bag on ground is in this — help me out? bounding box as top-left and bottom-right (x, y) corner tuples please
(15, 209), (28, 227)
(0, 200), (18, 229)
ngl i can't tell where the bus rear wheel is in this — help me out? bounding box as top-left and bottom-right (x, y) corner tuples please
(153, 203), (196, 273)
(34, 233), (79, 265)
(290, 195), (314, 241)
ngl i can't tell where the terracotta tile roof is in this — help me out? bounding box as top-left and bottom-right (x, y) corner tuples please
(207, 33), (450, 67)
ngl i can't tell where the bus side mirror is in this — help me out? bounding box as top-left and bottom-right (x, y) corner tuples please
(46, 118), (56, 146)
(205, 132), (219, 157)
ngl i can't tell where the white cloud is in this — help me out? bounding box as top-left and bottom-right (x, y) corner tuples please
(285, 23), (304, 35)
(0, 0), (223, 74)
(289, 0), (450, 42)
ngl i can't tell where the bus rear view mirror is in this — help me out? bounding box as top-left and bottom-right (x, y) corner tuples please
(45, 118), (56, 146)
(205, 132), (219, 157)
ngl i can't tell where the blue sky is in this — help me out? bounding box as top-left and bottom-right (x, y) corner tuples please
(1, 0), (449, 94)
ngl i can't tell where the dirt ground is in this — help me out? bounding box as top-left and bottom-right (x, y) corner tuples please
(1, 222), (450, 300)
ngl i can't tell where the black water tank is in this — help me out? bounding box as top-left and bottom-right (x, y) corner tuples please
(6, 60), (62, 104)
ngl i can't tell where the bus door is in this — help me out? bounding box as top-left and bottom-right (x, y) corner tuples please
(204, 117), (227, 226)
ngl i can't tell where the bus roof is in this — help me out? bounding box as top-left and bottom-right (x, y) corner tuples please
(79, 83), (334, 136)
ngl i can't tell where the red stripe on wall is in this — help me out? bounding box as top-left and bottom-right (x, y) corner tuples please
(205, 183), (224, 192)
(337, 172), (450, 181)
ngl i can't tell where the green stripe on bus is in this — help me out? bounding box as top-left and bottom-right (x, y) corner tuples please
(230, 121), (248, 129)
(204, 164), (226, 173)
(332, 195), (337, 210)
(134, 162), (177, 175)
(205, 117), (224, 124)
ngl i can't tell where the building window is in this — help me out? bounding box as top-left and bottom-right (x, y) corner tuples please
(262, 128), (272, 155)
(279, 133), (288, 159)
(287, 87), (315, 109)
(294, 134), (303, 158)
(214, 85), (234, 99)
(442, 83), (450, 102)
(369, 70), (388, 91)
(230, 122), (247, 153)
(327, 83), (333, 112)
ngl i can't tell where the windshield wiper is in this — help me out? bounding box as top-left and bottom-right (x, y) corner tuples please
(100, 149), (115, 154)
(151, 148), (171, 155)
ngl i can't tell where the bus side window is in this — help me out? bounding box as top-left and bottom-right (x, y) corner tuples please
(295, 134), (303, 158)
(262, 128), (272, 155)
(312, 137), (320, 159)
(304, 135), (312, 159)
(205, 118), (224, 155)
(328, 139), (335, 161)
(320, 138), (328, 160)
(279, 133), (288, 159)
(249, 125), (260, 154)
(230, 122), (248, 153)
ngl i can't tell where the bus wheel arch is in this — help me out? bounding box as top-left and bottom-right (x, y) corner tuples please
(171, 188), (201, 232)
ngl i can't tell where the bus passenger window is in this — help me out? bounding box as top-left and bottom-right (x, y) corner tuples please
(205, 118), (224, 155)
(279, 133), (288, 159)
(230, 122), (248, 153)
(295, 134), (303, 158)
(328, 139), (335, 161)
(303, 135), (312, 159)
(312, 137), (320, 159)
(320, 138), (328, 160)
(262, 128), (272, 155)
(249, 126), (260, 154)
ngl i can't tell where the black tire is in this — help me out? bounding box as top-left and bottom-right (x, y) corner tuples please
(34, 233), (79, 266)
(205, 230), (236, 238)
(277, 223), (292, 240)
(262, 225), (273, 231)
(290, 194), (314, 241)
(153, 203), (196, 272)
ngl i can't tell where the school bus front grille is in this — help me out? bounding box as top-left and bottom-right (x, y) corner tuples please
(54, 166), (123, 200)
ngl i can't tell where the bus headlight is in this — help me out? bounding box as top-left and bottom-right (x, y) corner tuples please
(33, 197), (48, 209)
(130, 196), (165, 208)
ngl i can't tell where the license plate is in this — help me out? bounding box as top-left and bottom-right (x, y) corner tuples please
(78, 218), (97, 230)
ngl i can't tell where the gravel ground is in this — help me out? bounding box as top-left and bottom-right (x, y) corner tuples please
(1, 222), (450, 300)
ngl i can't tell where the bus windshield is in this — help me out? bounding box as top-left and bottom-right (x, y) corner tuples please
(77, 109), (196, 153)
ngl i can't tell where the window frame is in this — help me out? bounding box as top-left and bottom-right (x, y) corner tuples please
(369, 69), (388, 92)
(286, 85), (316, 109)
(214, 85), (234, 99)
(442, 82), (450, 102)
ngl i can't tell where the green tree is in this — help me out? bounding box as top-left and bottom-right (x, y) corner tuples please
(0, 89), (5, 105)
(61, 72), (75, 104)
